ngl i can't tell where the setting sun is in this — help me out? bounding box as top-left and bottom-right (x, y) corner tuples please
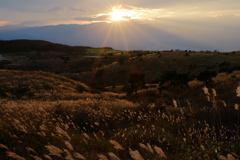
(109, 7), (138, 21)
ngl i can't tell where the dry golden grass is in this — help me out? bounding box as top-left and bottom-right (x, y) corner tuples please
(0, 69), (91, 100)
(0, 70), (240, 159)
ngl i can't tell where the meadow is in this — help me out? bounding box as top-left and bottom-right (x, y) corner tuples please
(0, 69), (239, 160)
(0, 40), (240, 159)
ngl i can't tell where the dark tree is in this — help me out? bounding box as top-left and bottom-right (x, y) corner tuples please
(197, 70), (217, 87)
(175, 73), (193, 86)
(124, 72), (145, 95)
(158, 70), (178, 86)
(158, 70), (192, 91)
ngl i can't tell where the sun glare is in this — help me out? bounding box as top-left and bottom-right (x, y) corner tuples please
(109, 8), (137, 21)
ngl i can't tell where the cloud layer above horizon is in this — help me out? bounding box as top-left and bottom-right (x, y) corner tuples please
(1, 0), (240, 25)
(1, 0), (240, 51)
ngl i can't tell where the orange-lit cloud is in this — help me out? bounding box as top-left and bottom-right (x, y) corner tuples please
(0, 21), (11, 26)
(2, 0), (239, 26)
(73, 5), (173, 24)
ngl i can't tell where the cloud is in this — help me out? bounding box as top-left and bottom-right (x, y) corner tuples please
(0, 21), (11, 26)
(95, 15), (111, 21)
(73, 17), (95, 21)
(73, 15), (111, 22)
(49, 6), (65, 13)
(125, 0), (240, 10)
(20, 20), (43, 26)
(68, 7), (87, 13)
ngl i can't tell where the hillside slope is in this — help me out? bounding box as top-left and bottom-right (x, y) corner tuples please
(77, 51), (240, 86)
(0, 69), (91, 100)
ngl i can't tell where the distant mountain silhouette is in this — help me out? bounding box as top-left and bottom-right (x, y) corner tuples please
(0, 39), (89, 53)
(0, 22), (209, 51)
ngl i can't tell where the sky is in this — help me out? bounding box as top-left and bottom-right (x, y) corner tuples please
(0, 0), (240, 51)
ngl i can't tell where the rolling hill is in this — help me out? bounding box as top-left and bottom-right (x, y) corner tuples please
(1, 40), (240, 89)
(0, 69), (91, 100)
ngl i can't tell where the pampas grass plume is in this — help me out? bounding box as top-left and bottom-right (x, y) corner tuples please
(108, 152), (121, 160)
(219, 154), (236, 160)
(109, 140), (124, 150)
(74, 152), (85, 159)
(43, 154), (53, 160)
(236, 85), (240, 97)
(98, 154), (109, 160)
(154, 146), (167, 158)
(0, 143), (9, 150)
(30, 155), (42, 160)
(139, 143), (148, 150)
(64, 149), (75, 160)
(212, 88), (217, 97)
(173, 99), (177, 108)
(55, 126), (71, 140)
(139, 143), (154, 153)
(129, 148), (144, 160)
(45, 145), (63, 157)
(25, 147), (36, 154)
(6, 151), (26, 160)
(146, 143), (154, 153)
(227, 154), (236, 160)
(219, 155), (228, 160)
(234, 104), (239, 110)
(64, 140), (74, 151)
(203, 86), (209, 95)
(83, 133), (90, 139)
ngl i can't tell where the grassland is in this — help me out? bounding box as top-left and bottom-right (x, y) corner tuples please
(0, 40), (240, 159)
(0, 94), (239, 159)
(2, 41), (240, 88)
(79, 51), (240, 86)
(0, 70), (92, 100)
(86, 47), (122, 55)
(0, 70), (239, 159)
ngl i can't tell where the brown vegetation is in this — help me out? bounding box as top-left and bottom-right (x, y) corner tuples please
(0, 40), (239, 159)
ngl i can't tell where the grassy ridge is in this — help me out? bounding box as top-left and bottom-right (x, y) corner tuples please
(77, 51), (240, 87)
(0, 70), (91, 100)
(1, 40), (240, 87)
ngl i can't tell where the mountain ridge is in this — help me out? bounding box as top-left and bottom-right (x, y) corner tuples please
(0, 39), (91, 53)
(0, 22), (210, 51)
